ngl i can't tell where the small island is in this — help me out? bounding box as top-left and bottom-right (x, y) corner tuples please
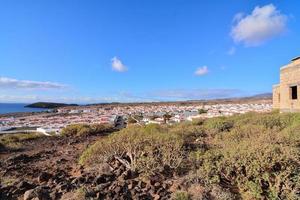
(25, 102), (78, 109)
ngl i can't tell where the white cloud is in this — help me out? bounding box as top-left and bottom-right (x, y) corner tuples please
(0, 94), (39, 103)
(0, 77), (66, 90)
(227, 47), (236, 55)
(232, 12), (244, 23)
(148, 88), (244, 100)
(0, 89), (248, 103)
(231, 4), (287, 47)
(111, 57), (128, 72)
(195, 66), (209, 76)
(0, 94), (122, 103)
(116, 89), (243, 101)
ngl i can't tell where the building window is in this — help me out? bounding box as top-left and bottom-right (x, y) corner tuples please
(290, 86), (298, 100)
(278, 93), (280, 102)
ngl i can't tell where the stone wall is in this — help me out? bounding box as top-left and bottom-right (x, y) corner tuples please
(278, 60), (300, 112)
(272, 85), (280, 109)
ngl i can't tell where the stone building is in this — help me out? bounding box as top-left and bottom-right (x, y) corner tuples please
(273, 56), (300, 112)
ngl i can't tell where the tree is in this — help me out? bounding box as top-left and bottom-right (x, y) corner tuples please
(163, 113), (172, 123)
(198, 109), (208, 114)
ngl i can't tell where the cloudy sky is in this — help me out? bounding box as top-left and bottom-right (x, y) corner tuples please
(0, 0), (299, 103)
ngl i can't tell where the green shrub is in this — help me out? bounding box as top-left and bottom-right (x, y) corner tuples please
(279, 124), (300, 144)
(257, 114), (292, 130)
(80, 124), (185, 175)
(143, 123), (168, 134)
(214, 124), (268, 144)
(61, 123), (114, 137)
(194, 113), (300, 199)
(79, 111), (300, 199)
(0, 143), (5, 151)
(191, 118), (205, 126)
(0, 132), (42, 150)
(127, 114), (143, 124)
(0, 176), (18, 187)
(209, 185), (237, 200)
(198, 109), (208, 114)
(204, 117), (234, 135)
(233, 112), (300, 130)
(172, 191), (191, 200)
(61, 187), (87, 200)
(163, 113), (173, 123)
(170, 122), (206, 145)
(127, 116), (138, 124)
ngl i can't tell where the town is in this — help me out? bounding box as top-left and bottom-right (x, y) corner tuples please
(0, 102), (272, 135)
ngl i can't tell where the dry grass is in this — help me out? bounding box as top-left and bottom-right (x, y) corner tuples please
(80, 124), (184, 175)
(61, 123), (114, 137)
(0, 132), (43, 150)
(80, 111), (300, 199)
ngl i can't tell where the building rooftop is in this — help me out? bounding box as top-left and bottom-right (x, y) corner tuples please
(291, 56), (300, 62)
(280, 56), (300, 70)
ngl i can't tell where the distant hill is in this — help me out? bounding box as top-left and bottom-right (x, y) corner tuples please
(84, 93), (272, 107)
(25, 102), (78, 109)
(25, 93), (272, 109)
(250, 93), (272, 99)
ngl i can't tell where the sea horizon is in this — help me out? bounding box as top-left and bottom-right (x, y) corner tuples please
(0, 103), (48, 114)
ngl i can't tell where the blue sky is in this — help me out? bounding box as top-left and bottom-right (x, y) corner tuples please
(0, 0), (299, 103)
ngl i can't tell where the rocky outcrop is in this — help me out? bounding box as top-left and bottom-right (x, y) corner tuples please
(0, 134), (179, 200)
(0, 156), (178, 200)
(23, 186), (51, 200)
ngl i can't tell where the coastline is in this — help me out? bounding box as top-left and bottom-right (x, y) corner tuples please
(0, 103), (49, 116)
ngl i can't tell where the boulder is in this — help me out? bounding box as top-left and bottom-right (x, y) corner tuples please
(99, 163), (114, 175)
(6, 154), (30, 164)
(23, 186), (50, 200)
(38, 172), (52, 183)
(16, 181), (35, 193)
(154, 182), (161, 188)
(153, 193), (160, 200)
(127, 183), (133, 190)
(114, 186), (122, 194)
(95, 182), (111, 191)
(94, 173), (114, 185)
(115, 168), (123, 177)
(55, 183), (70, 192)
(75, 176), (86, 184)
(95, 175), (107, 184)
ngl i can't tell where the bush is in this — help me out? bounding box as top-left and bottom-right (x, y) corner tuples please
(233, 112), (300, 130)
(193, 113), (300, 199)
(172, 191), (191, 200)
(61, 187), (87, 200)
(198, 109), (208, 114)
(127, 114), (143, 124)
(171, 122), (204, 135)
(61, 123), (114, 137)
(80, 124), (184, 175)
(204, 117), (234, 135)
(79, 111), (300, 199)
(191, 118), (205, 126)
(170, 122), (206, 143)
(0, 143), (5, 151)
(209, 185), (237, 200)
(256, 114), (293, 130)
(0, 132), (42, 150)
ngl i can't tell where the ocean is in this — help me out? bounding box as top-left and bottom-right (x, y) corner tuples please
(0, 103), (48, 114)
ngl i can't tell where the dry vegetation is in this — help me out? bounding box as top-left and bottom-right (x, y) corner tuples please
(0, 132), (43, 150)
(80, 111), (300, 199)
(61, 123), (115, 137)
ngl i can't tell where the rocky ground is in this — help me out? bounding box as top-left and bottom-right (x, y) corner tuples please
(0, 133), (180, 200)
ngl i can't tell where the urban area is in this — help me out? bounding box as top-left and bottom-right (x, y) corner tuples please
(0, 103), (272, 135)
